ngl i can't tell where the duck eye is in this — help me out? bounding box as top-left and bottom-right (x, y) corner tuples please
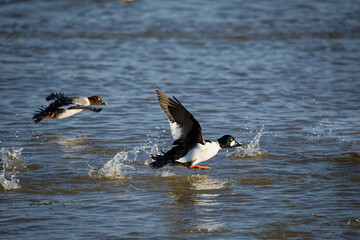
(230, 138), (233, 142)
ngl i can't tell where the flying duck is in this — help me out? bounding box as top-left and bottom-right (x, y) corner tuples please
(150, 86), (241, 169)
(33, 92), (107, 124)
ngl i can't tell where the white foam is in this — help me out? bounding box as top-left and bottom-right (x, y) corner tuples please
(160, 170), (176, 177)
(0, 174), (20, 190)
(0, 147), (25, 190)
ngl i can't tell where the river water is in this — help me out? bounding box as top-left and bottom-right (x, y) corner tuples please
(1, 0), (360, 239)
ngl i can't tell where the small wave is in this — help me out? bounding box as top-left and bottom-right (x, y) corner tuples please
(228, 126), (268, 158)
(0, 147), (26, 190)
(88, 144), (159, 179)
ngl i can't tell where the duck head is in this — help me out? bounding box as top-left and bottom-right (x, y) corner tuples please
(217, 135), (241, 149)
(88, 96), (108, 105)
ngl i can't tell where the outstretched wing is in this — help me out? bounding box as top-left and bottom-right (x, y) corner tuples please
(33, 93), (73, 123)
(46, 92), (66, 101)
(45, 93), (74, 108)
(156, 86), (204, 145)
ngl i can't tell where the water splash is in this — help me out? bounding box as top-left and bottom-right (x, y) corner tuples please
(0, 147), (26, 190)
(89, 144), (159, 179)
(0, 174), (21, 191)
(89, 151), (135, 179)
(228, 126), (267, 158)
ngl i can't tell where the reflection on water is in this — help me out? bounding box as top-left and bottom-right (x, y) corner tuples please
(53, 135), (92, 153)
(163, 174), (230, 233)
(166, 174), (227, 203)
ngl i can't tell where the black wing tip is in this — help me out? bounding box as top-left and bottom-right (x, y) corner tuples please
(32, 106), (50, 124)
(32, 113), (43, 124)
(46, 92), (65, 101)
(33, 117), (41, 124)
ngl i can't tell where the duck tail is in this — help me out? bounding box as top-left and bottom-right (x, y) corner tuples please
(149, 154), (169, 169)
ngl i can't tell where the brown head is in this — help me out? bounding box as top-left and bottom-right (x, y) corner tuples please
(88, 96), (108, 105)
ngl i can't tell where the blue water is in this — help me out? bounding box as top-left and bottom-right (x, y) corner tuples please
(1, 0), (360, 239)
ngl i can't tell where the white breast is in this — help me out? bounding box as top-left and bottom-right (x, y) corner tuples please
(176, 141), (220, 166)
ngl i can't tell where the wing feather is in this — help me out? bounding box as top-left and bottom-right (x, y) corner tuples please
(156, 86), (204, 145)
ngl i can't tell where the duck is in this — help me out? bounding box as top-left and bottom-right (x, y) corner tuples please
(33, 92), (107, 124)
(150, 86), (241, 169)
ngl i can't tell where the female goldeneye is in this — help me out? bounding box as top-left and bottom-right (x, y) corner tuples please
(33, 92), (107, 124)
(150, 87), (241, 169)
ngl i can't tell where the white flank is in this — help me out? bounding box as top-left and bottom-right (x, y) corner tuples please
(176, 141), (220, 166)
(56, 109), (83, 119)
(56, 97), (90, 119)
(170, 121), (182, 141)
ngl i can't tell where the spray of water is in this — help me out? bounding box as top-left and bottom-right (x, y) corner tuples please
(0, 147), (26, 190)
(228, 126), (268, 158)
(88, 143), (160, 179)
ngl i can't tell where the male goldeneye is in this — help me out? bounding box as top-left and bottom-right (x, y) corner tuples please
(33, 92), (107, 124)
(150, 87), (241, 169)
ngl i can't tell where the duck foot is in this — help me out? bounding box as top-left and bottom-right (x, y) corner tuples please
(188, 165), (211, 169)
(42, 113), (55, 119)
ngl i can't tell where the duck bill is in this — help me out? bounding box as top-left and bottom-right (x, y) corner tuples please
(102, 102), (108, 105)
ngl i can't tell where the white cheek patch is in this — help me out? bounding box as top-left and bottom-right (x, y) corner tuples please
(230, 140), (235, 147)
(170, 121), (182, 141)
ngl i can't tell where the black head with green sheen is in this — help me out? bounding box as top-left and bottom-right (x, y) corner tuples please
(217, 135), (241, 149)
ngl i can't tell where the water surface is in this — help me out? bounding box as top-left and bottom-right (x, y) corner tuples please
(1, 0), (360, 239)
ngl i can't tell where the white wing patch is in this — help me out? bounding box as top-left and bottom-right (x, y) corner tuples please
(170, 121), (182, 141)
